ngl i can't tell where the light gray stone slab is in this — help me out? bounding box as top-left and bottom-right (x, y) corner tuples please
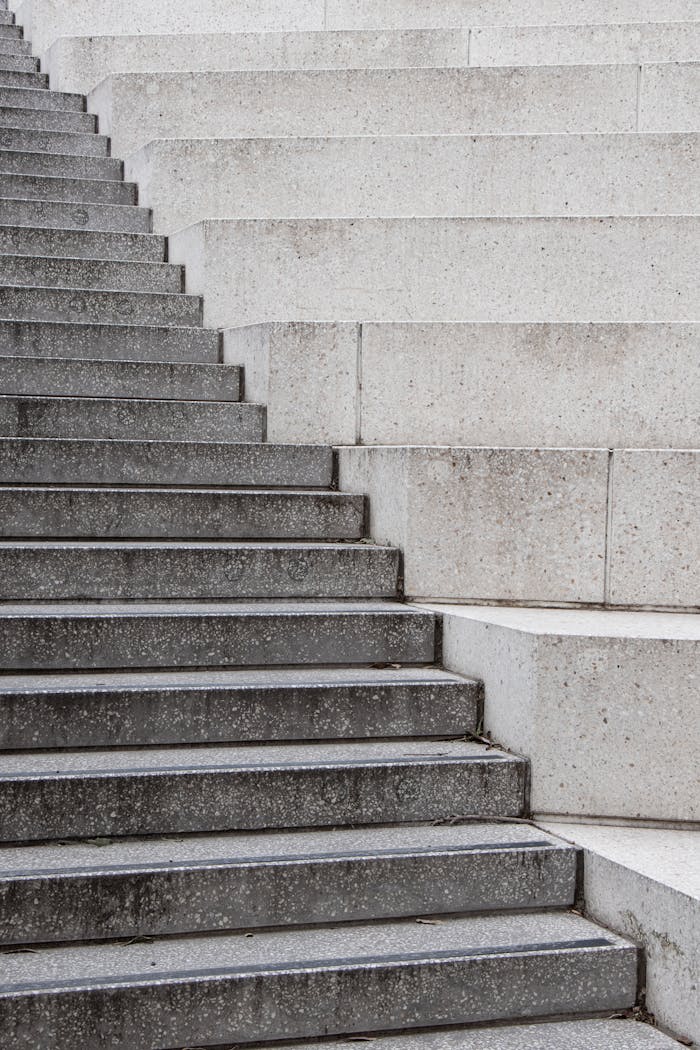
(640, 61), (700, 131)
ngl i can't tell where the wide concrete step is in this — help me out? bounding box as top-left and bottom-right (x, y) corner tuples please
(91, 63), (691, 157)
(0, 253), (181, 292)
(0, 69), (47, 89)
(0, 737), (519, 839)
(0, 540), (397, 600)
(133, 132), (700, 234)
(0, 437), (334, 486)
(0, 125), (108, 155)
(0, 197), (150, 232)
(0, 319), (219, 361)
(0, 824), (574, 944)
(0, 147), (121, 179)
(0, 224), (164, 261)
(0, 13), (15, 26)
(0, 911), (636, 1050)
(0, 599), (435, 673)
(0, 665), (476, 749)
(0, 36), (30, 55)
(0, 393), (260, 440)
(0, 354), (241, 401)
(0, 24), (22, 40)
(0, 84), (84, 110)
(0, 486), (365, 540)
(0, 104), (95, 133)
(0, 171), (136, 204)
(0, 54), (39, 75)
(0, 284), (201, 326)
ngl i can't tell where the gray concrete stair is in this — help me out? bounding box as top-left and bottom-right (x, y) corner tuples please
(0, 196), (150, 231)
(0, 599), (436, 672)
(0, 69), (48, 89)
(0, 171), (137, 204)
(0, 224), (164, 260)
(0, 55), (40, 75)
(0, 84), (85, 110)
(0, 823), (574, 944)
(0, 486), (365, 539)
(0, 148), (121, 178)
(0, 666), (477, 748)
(0, 911), (636, 1050)
(0, 125), (109, 155)
(0, 36), (31, 56)
(0, 354), (240, 400)
(0, 738), (522, 839)
(0, 319), (220, 361)
(0, 104), (95, 133)
(0, 540), (397, 599)
(0, 254), (181, 291)
(0, 284), (201, 325)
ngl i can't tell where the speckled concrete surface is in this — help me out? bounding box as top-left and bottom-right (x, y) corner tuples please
(0, 253), (181, 291)
(0, 319), (220, 361)
(0, 286), (201, 326)
(0, 223), (163, 261)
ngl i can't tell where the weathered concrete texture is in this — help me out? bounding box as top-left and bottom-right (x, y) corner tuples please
(0, 254), (180, 292)
(0, 83), (82, 109)
(0, 125), (108, 155)
(0, 68), (46, 88)
(224, 321), (700, 448)
(426, 605), (700, 822)
(0, 171), (136, 204)
(640, 62), (700, 133)
(129, 133), (699, 235)
(471, 21), (700, 67)
(0, 286), (201, 326)
(0, 738), (521, 838)
(46, 29), (471, 94)
(0, 196), (149, 232)
(0, 103), (94, 132)
(89, 65), (643, 157)
(171, 216), (699, 329)
(0, 224), (164, 262)
(0, 148), (121, 178)
(0, 319), (220, 362)
(338, 445), (610, 604)
(540, 822), (700, 1047)
(0, 665), (478, 748)
(0, 910), (634, 1050)
(0, 823), (574, 943)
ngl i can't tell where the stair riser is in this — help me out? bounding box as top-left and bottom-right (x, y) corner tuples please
(0, 847), (576, 944)
(0, 489), (363, 540)
(0, 679), (476, 749)
(0, 71), (46, 89)
(0, 199), (149, 232)
(0, 287), (201, 326)
(0, 357), (241, 401)
(0, 25), (22, 40)
(0, 149), (120, 178)
(0, 86), (83, 110)
(0, 174), (136, 205)
(0, 320), (219, 362)
(0, 440), (333, 487)
(0, 37), (31, 55)
(0, 946), (637, 1050)
(0, 758), (521, 840)
(0, 226), (163, 261)
(0, 56), (38, 74)
(0, 545), (396, 600)
(0, 608), (435, 672)
(0, 127), (108, 155)
(0, 255), (181, 292)
(0, 107), (93, 132)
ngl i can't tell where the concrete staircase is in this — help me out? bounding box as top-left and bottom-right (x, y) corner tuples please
(0, 3), (692, 1049)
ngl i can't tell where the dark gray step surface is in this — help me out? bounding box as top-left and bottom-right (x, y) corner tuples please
(0, 171), (136, 204)
(0, 911), (637, 1050)
(0, 84), (83, 111)
(0, 599), (435, 673)
(0, 105), (95, 133)
(0, 149), (121, 178)
(0, 197), (150, 232)
(0, 393), (261, 440)
(0, 36), (30, 55)
(0, 126), (108, 155)
(0, 225), (164, 261)
(0, 437), (333, 486)
(0, 70), (47, 89)
(0, 823), (575, 944)
(0, 738), (520, 839)
(0, 23), (22, 39)
(0, 13), (16, 25)
(0, 355), (240, 401)
(0, 253), (181, 292)
(0, 540), (397, 600)
(0, 285), (201, 326)
(0, 486), (364, 540)
(0, 54), (38, 74)
(0, 666), (476, 749)
(0, 319), (218, 361)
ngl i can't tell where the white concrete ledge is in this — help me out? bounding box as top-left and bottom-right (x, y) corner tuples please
(540, 822), (700, 1045)
(420, 605), (700, 821)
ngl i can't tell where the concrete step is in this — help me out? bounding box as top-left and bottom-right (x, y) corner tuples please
(0, 126), (109, 156)
(0, 13), (15, 26)
(0, 355), (241, 401)
(0, 393), (261, 440)
(133, 132), (700, 234)
(0, 69), (47, 89)
(0, 253), (181, 292)
(0, 486), (365, 540)
(91, 64), (668, 158)
(0, 437), (334, 487)
(0, 23), (22, 39)
(0, 197), (150, 232)
(0, 319), (219, 361)
(0, 665), (476, 749)
(0, 284), (202, 326)
(0, 540), (398, 600)
(0, 55), (39, 75)
(0, 600), (435, 674)
(0, 737), (520, 838)
(0, 225), (164, 261)
(0, 823), (573, 944)
(0, 148), (121, 178)
(0, 911), (636, 1049)
(0, 171), (136, 204)
(0, 84), (84, 111)
(0, 36), (31, 55)
(0, 104), (95, 134)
